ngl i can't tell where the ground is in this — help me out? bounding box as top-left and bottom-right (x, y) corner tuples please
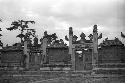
(0, 71), (125, 83)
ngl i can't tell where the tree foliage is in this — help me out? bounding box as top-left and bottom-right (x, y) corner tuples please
(43, 31), (58, 44)
(24, 29), (36, 41)
(6, 20), (35, 43)
(0, 19), (3, 47)
(0, 28), (3, 47)
(0, 29), (3, 47)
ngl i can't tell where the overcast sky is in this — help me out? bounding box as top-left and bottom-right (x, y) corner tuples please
(0, 0), (125, 46)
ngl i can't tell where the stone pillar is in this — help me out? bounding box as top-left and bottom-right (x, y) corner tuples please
(69, 27), (75, 71)
(0, 52), (1, 64)
(82, 49), (85, 71)
(72, 49), (75, 71)
(42, 38), (47, 63)
(34, 53), (39, 70)
(35, 54), (38, 64)
(24, 41), (29, 69)
(92, 25), (98, 69)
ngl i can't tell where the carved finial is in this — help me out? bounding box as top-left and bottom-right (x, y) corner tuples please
(73, 35), (78, 42)
(6, 44), (8, 47)
(65, 35), (69, 41)
(105, 37), (108, 41)
(88, 34), (93, 41)
(69, 27), (73, 35)
(121, 32), (125, 38)
(80, 32), (86, 40)
(98, 33), (102, 39)
(44, 31), (48, 38)
(93, 25), (98, 33)
(80, 32), (86, 43)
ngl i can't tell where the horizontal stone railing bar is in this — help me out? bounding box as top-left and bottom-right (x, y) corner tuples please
(98, 63), (125, 65)
(95, 63), (125, 68)
(94, 69), (125, 74)
(40, 64), (72, 67)
(0, 63), (21, 67)
(93, 68), (125, 70)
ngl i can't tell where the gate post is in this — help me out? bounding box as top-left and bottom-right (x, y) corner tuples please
(92, 25), (98, 69)
(42, 38), (47, 63)
(69, 27), (75, 71)
(24, 41), (29, 69)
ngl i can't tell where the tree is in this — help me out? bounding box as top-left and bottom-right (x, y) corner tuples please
(43, 31), (58, 45)
(6, 20), (35, 44)
(0, 29), (3, 47)
(24, 29), (36, 45)
(0, 19), (3, 47)
(24, 29), (36, 40)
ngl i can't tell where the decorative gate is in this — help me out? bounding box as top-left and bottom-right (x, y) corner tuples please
(67, 25), (101, 71)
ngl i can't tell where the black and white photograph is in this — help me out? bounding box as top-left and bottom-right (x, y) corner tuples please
(0, 0), (125, 83)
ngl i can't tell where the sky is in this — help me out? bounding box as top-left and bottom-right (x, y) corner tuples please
(0, 0), (125, 46)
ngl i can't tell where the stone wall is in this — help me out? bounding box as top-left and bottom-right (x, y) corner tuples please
(98, 45), (125, 64)
(1, 51), (23, 64)
(47, 48), (70, 64)
(1, 45), (125, 70)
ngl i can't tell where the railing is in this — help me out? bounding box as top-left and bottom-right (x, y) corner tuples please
(95, 63), (125, 68)
(93, 63), (125, 74)
(0, 63), (21, 68)
(40, 64), (72, 67)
